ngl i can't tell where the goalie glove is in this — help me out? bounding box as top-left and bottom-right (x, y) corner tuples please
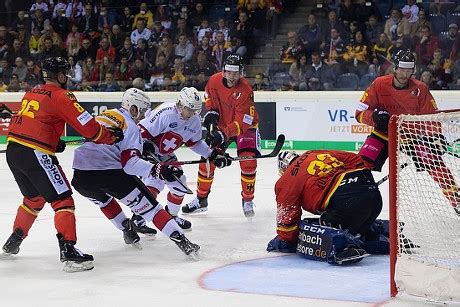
(266, 235), (297, 253)
(151, 163), (184, 182)
(209, 148), (232, 168)
(372, 109), (390, 133)
(0, 103), (13, 119)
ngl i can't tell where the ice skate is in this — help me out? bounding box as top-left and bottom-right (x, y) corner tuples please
(169, 231), (200, 260)
(122, 219), (142, 249)
(57, 234), (94, 272)
(334, 247), (369, 265)
(2, 229), (24, 257)
(242, 199), (255, 219)
(131, 214), (157, 237)
(174, 216), (192, 231)
(182, 197), (208, 214)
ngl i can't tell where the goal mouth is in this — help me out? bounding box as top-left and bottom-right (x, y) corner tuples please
(388, 110), (460, 303)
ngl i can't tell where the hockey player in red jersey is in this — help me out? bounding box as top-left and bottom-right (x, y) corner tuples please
(267, 150), (384, 265)
(2, 57), (124, 272)
(182, 54), (261, 218)
(356, 49), (460, 214)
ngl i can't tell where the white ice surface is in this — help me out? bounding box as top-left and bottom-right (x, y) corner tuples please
(0, 147), (448, 307)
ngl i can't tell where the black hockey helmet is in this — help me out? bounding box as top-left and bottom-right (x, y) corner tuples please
(224, 54), (243, 73)
(393, 50), (415, 70)
(42, 56), (71, 80)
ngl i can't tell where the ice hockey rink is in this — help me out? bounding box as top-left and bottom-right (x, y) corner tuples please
(0, 147), (456, 307)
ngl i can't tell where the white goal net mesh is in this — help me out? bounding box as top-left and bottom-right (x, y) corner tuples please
(394, 111), (460, 302)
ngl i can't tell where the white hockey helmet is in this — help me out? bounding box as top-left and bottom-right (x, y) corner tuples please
(121, 88), (151, 120)
(176, 87), (202, 119)
(278, 150), (299, 176)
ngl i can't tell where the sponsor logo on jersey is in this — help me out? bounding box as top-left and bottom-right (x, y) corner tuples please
(410, 88), (420, 97)
(243, 114), (253, 125)
(31, 88), (52, 98)
(150, 107), (172, 123)
(169, 122), (178, 128)
(233, 92), (241, 99)
(77, 111), (92, 126)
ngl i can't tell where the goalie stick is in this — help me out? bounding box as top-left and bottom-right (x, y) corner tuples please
(162, 134), (286, 166)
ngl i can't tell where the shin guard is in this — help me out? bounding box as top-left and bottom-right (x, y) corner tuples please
(13, 195), (46, 237)
(51, 197), (77, 241)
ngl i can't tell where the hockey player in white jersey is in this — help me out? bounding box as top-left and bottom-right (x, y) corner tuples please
(71, 88), (200, 257)
(136, 87), (232, 231)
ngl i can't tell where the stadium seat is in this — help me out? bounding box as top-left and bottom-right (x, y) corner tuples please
(359, 73), (376, 90)
(429, 14), (447, 33)
(267, 62), (290, 81)
(270, 72), (292, 90)
(336, 73), (360, 90)
(446, 12), (460, 27)
(209, 5), (226, 23)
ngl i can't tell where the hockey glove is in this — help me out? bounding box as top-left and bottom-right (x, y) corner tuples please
(203, 109), (220, 130)
(107, 126), (124, 143)
(152, 163), (184, 182)
(55, 139), (66, 153)
(372, 109), (390, 133)
(93, 126), (124, 145)
(209, 148), (232, 168)
(266, 236), (297, 253)
(206, 126), (226, 148)
(0, 103), (13, 119)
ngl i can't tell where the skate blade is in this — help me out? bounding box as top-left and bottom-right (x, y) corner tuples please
(63, 260), (94, 273)
(140, 233), (157, 240)
(187, 250), (200, 261)
(130, 242), (143, 250)
(181, 227), (192, 232)
(336, 253), (370, 265)
(0, 252), (17, 259)
(182, 208), (208, 215)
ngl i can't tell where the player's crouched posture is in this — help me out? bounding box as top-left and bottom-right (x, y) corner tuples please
(134, 87), (232, 232)
(71, 88), (200, 258)
(267, 150), (390, 265)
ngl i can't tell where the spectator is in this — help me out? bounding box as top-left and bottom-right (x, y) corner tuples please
(76, 38), (96, 63)
(0, 58), (13, 84)
(343, 30), (370, 77)
(305, 52), (336, 90)
(372, 33), (392, 66)
(51, 6), (70, 41)
(265, 0), (283, 40)
(149, 21), (168, 49)
(25, 59), (41, 86)
(79, 4), (98, 34)
(170, 18), (193, 44)
(354, 0), (382, 26)
(189, 50), (216, 79)
(98, 6), (111, 32)
(0, 38), (9, 62)
(120, 7), (135, 33)
(252, 72), (269, 91)
(195, 36), (214, 63)
(413, 25), (439, 66)
(66, 24), (83, 50)
(212, 18), (230, 43)
(420, 70), (441, 90)
(67, 36), (81, 57)
(53, 0), (68, 18)
(12, 57), (27, 82)
(28, 27), (42, 58)
(37, 37), (63, 63)
(440, 24), (459, 59)
(158, 74), (177, 91)
(66, 0), (84, 22)
(365, 15), (383, 45)
(134, 38), (155, 63)
(95, 56), (115, 84)
(132, 58), (150, 81)
(67, 55), (82, 90)
(29, 0), (48, 14)
(6, 74), (21, 92)
(117, 38), (135, 63)
(156, 36), (174, 64)
(96, 37), (116, 63)
(322, 28), (346, 71)
(38, 25), (63, 51)
(0, 26), (14, 48)
(114, 56), (133, 88)
(339, 0), (356, 26)
(426, 48), (452, 88)
(133, 2), (154, 30)
(175, 33), (194, 63)
(247, 0), (267, 45)
(413, 8), (431, 38)
(196, 19), (212, 44)
(148, 52), (169, 88)
(384, 9), (404, 43)
(212, 31), (232, 71)
(131, 19), (151, 46)
(11, 11), (31, 37)
(98, 72), (120, 92)
(171, 57), (186, 87)
(154, 5), (172, 30)
(31, 9), (49, 34)
(81, 56), (98, 89)
(7, 39), (29, 65)
(110, 25), (126, 51)
(188, 2), (207, 30)
(289, 54), (308, 90)
(280, 31), (305, 64)
(297, 14), (322, 57)
(402, 0), (419, 35)
(323, 10), (348, 42)
(230, 10), (255, 58)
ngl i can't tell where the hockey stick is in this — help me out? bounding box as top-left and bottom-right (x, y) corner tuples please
(143, 151), (193, 195)
(163, 134), (286, 166)
(376, 162), (409, 186)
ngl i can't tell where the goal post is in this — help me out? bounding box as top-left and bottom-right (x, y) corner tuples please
(388, 110), (460, 303)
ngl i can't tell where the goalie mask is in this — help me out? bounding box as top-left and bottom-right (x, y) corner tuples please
(121, 88), (151, 121)
(278, 151), (299, 176)
(176, 87), (202, 120)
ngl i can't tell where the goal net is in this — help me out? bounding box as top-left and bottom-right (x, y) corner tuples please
(388, 110), (460, 302)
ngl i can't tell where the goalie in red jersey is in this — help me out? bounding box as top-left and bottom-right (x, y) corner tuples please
(356, 50), (460, 215)
(182, 54), (260, 218)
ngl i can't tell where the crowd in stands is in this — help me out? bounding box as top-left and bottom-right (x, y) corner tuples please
(273, 0), (460, 91)
(0, 0), (459, 92)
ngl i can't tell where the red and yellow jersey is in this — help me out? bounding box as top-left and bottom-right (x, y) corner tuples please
(204, 72), (259, 138)
(275, 150), (368, 215)
(8, 84), (103, 155)
(356, 74), (438, 127)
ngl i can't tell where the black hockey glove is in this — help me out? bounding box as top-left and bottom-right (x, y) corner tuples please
(203, 109), (220, 130)
(206, 126), (226, 148)
(55, 139), (66, 153)
(107, 126), (124, 143)
(0, 103), (13, 119)
(372, 109), (390, 133)
(151, 163), (183, 182)
(209, 148), (232, 169)
(142, 140), (158, 161)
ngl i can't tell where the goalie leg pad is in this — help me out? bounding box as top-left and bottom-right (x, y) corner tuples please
(358, 131), (388, 172)
(296, 219), (366, 265)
